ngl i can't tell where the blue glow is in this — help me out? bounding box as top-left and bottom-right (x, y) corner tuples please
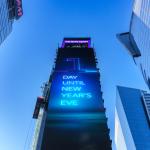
(62, 81), (85, 85)
(47, 113), (104, 120)
(60, 74), (93, 107)
(84, 69), (98, 73)
(61, 93), (92, 99)
(63, 75), (78, 80)
(65, 58), (81, 71)
(60, 100), (78, 106)
(64, 58), (98, 73)
(61, 86), (82, 92)
(48, 72), (103, 111)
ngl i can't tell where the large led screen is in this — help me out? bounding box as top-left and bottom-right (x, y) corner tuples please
(48, 72), (103, 112)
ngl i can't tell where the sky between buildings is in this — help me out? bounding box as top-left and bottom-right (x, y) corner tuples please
(0, 0), (148, 150)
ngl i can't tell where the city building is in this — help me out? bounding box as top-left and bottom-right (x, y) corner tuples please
(0, 0), (23, 45)
(117, 0), (150, 89)
(31, 38), (112, 150)
(115, 86), (150, 150)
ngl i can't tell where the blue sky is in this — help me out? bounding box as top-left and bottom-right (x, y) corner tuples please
(0, 0), (148, 150)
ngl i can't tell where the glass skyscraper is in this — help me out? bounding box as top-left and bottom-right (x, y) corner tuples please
(0, 0), (23, 45)
(31, 38), (112, 150)
(117, 0), (150, 89)
(115, 86), (150, 150)
(116, 2), (150, 148)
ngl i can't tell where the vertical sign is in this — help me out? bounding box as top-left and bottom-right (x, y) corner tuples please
(15, 0), (23, 19)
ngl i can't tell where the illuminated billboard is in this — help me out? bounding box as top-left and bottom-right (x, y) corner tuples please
(15, 0), (23, 19)
(40, 38), (112, 150)
(61, 38), (91, 48)
(48, 71), (103, 112)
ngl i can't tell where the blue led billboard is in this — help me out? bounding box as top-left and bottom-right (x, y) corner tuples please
(48, 71), (103, 112)
(40, 39), (111, 150)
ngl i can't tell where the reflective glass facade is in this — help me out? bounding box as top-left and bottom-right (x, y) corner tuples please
(115, 86), (150, 150)
(131, 0), (150, 88)
(38, 38), (111, 150)
(0, 0), (13, 45)
(117, 0), (150, 88)
(0, 0), (23, 45)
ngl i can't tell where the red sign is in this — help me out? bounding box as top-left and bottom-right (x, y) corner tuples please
(15, 0), (23, 19)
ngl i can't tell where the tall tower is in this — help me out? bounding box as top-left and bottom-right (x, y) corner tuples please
(115, 86), (150, 150)
(117, 0), (150, 89)
(32, 38), (112, 150)
(0, 0), (23, 45)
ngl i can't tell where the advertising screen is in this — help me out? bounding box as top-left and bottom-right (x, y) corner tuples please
(15, 0), (23, 19)
(48, 72), (103, 112)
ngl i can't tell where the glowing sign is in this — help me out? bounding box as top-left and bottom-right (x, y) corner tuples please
(60, 75), (92, 106)
(61, 39), (91, 48)
(64, 40), (89, 44)
(66, 58), (81, 71)
(15, 0), (23, 19)
(48, 72), (103, 112)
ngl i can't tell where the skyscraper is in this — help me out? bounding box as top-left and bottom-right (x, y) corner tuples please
(117, 0), (150, 89)
(115, 86), (150, 150)
(0, 0), (23, 45)
(31, 38), (112, 150)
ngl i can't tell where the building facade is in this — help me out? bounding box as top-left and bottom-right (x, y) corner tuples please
(115, 86), (150, 150)
(0, 0), (23, 45)
(32, 38), (112, 150)
(117, 0), (150, 89)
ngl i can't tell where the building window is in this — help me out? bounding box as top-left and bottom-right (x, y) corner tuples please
(147, 77), (150, 89)
(140, 64), (148, 84)
(141, 91), (150, 126)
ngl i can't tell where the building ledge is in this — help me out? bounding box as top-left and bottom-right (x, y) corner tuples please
(117, 32), (141, 57)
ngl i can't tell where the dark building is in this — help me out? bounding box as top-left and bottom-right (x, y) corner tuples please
(117, 0), (150, 89)
(0, 0), (23, 45)
(115, 86), (150, 150)
(32, 38), (112, 150)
